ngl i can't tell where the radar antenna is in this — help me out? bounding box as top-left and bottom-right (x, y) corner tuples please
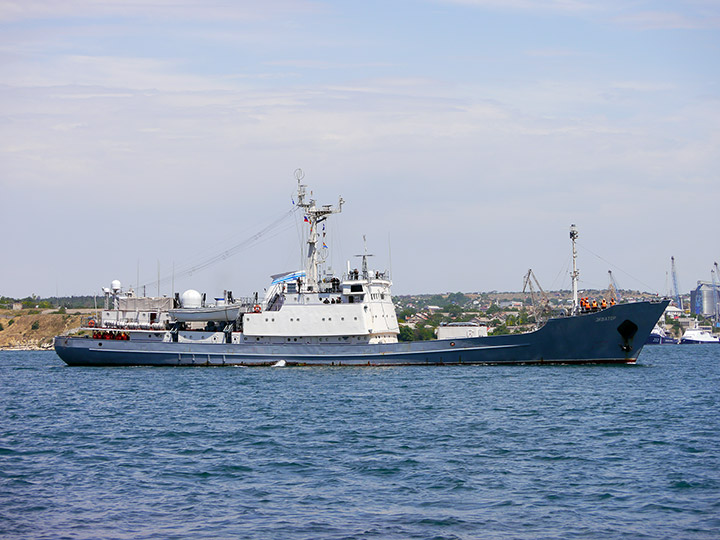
(353, 235), (374, 280)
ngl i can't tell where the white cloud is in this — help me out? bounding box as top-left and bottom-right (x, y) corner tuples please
(0, 1), (718, 297)
(436, 0), (602, 13)
(0, 0), (321, 23)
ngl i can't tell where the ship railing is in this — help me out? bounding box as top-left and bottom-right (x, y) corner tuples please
(231, 297), (254, 307)
(341, 270), (390, 282)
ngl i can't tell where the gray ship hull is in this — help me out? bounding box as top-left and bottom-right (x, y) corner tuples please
(54, 300), (668, 366)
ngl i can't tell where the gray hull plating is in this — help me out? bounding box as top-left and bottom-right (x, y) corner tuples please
(54, 301), (668, 367)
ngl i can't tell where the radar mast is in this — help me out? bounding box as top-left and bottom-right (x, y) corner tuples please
(294, 169), (344, 292)
(354, 235), (374, 280)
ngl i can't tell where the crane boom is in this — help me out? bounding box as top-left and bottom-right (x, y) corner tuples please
(671, 256), (682, 311)
(523, 269), (551, 328)
(607, 270), (621, 303)
(713, 263), (720, 328)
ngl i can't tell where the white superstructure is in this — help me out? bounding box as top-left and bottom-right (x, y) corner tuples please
(238, 174), (399, 344)
(159, 173), (400, 345)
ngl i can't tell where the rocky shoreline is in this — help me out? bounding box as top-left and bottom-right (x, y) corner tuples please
(0, 310), (86, 351)
(1, 344), (54, 351)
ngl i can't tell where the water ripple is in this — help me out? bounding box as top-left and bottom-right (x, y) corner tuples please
(1, 347), (719, 539)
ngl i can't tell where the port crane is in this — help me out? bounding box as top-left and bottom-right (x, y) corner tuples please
(523, 268), (551, 328)
(671, 256), (683, 311)
(713, 262), (720, 328)
(607, 270), (621, 304)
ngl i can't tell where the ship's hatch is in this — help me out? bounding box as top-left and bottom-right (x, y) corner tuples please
(616, 319), (639, 352)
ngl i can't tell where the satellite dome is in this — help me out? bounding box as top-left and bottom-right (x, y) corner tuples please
(180, 289), (202, 309)
(111, 280), (122, 292)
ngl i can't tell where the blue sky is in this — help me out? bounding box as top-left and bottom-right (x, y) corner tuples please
(1, 0), (718, 299)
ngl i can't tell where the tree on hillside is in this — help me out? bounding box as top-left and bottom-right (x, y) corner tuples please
(446, 292), (469, 306)
(398, 325), (414, 342)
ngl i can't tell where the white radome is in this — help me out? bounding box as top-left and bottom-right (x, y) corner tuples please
(180, 289), (203, 309)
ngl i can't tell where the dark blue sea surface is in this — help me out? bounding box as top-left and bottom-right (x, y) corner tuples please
(1, 347), (719, 540)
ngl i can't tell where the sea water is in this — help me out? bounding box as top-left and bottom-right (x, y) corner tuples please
(1, 347), (718, 540)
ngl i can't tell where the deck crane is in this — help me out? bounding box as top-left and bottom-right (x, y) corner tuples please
(523, 269), (552, 329)
(607, 270), (621, 304)
(671, 256), (683, 311)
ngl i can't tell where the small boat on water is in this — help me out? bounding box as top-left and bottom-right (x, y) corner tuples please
(646, 324), (678, 345)
(54, 174), (668, 366)
(680, 324), (720, 344)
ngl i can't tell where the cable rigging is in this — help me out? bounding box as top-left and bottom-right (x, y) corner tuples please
(138, 207), (299, 292)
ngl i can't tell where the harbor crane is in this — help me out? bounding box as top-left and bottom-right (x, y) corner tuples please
(523, 269), (552, 328)
(671, 256), (683, 311)
(713, 262), (720, 328)
(607, 270), (621, 304)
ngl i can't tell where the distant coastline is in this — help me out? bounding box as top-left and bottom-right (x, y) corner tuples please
(1, 289), (672, 350)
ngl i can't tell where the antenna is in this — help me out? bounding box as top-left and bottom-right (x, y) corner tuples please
(354, 235), (374, 280)
(388, 234), (393, 279)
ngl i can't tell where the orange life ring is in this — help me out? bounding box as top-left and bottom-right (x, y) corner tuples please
(253, 304), (261, 313)
(88, 320), (95, 328)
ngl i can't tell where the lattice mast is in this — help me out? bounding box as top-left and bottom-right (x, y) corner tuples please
(294, 169), (344, 292)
